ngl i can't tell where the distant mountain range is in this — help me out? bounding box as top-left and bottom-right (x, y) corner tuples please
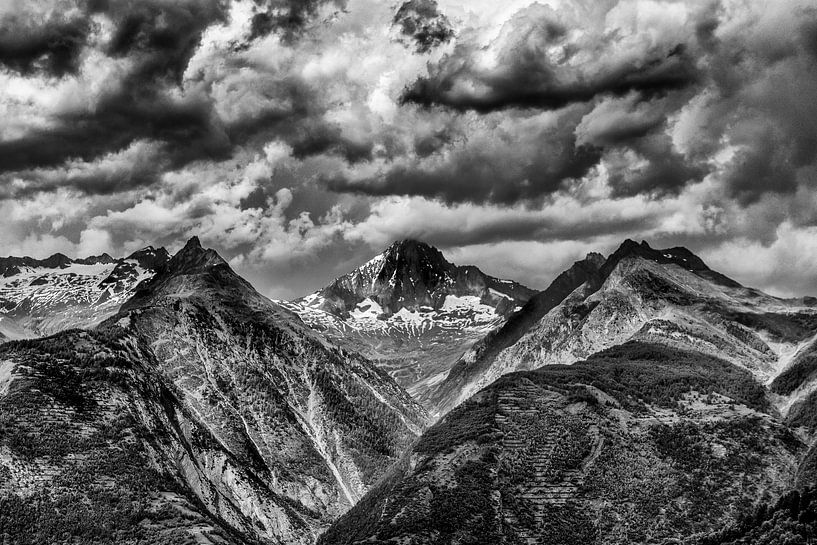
(3, 237), (817, 544)
(0, 247), (169, 339)
(280, 239), (535, 403)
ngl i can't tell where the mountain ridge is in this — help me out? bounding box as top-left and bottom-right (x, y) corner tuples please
(428, 238), (817, 415)
(0, 237), (429, 544)
(319, 340), (807, 545)
(279, 240), (536, 404)
(310, 239), (535, 317)
(0, 245), (171, 339)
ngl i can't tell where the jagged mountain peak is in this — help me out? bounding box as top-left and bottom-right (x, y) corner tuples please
(584, 251), (606, 268)
(347, 239), (454, 290)
(121, 237), (241, 312)
(601, 238), (741, 288)
(607, 238), (709, 272)
(428, 238), (764, 414)
(282, 242), (536, 400)
(310, 240), (532, 317)
(382, 239), (449, 265)
(73, 253), (116, 265)
(166, 236), (228, 275)
(124, 246), (171, 270)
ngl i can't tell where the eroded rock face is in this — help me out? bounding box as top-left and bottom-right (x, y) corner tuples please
(320, 343), (805, 545)
(281, 240), (535, 406)
(0, 238), (428, 545)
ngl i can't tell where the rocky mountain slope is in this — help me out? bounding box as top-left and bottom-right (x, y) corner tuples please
(0, 247), (169, 339)
(0, 237), (428, 545)
(430, 240), (817, 416)
(320, 341), (810, 545)
(280, 240), (535, 402)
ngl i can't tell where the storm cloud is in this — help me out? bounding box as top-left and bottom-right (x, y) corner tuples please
(1, 0), (817, 300)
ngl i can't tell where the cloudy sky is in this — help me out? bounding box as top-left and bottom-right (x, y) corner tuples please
(1, 0), (817, 299)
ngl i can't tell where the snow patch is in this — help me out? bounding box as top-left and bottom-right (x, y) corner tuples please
(350, 298), (384, 321)
(488, 288), (512, 300)
(392, 307), (424, 324)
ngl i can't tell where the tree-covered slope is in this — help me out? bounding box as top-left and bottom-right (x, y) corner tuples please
(320, 342), (804, 545)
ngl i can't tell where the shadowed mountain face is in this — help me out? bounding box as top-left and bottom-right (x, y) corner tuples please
(311, 239), (534, 316)
(280, 240), (535, 405)
(0, 237), (428, 545)
(319, 342), (808, 545)
(429, 240), (817, 416)
(0, 246), (170, 339)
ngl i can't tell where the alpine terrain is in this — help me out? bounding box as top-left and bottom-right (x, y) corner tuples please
(280, 240), (535, 403)
(320, 241), (817, 545)
(4, 237), (817, 545)
(0, 237), (427, 544)
(431, 240), (817, 415)
(0, 247), (170, 340)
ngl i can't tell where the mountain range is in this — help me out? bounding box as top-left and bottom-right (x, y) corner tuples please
(429, 239), (817, 415)
(0, 237), (426, 544)
(280, 239), (535, 403)
(0, 247), (170, 340)
(3, 237), (817, 544)
(321, 239), (817, 544)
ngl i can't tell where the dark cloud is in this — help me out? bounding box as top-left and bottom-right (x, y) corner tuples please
(397, 210), (664, 249)
(0, 141), (168, 199)
(0, 0), (234, 196)
(326, 107), (602, 204)
(605, 132), (706, 197)
(0, 0), (380, 199)
(325, 1), (817, 207)
(574, 95), (666, 148)
(291, 122), (374, 164)
(721, 130), (799, 205)
(247, 0), (347, 43)
(0, 12), (90, 76)
(101, 0), (228, 83)
(0, 87), (230, 176)
(393, 0), (454, 53)
(400, 5), (699, 113)
(413, 128), (455, 158)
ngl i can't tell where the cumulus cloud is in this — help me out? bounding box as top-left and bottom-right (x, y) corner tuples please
(400, 2), (701, 112)
(2, 0), (817, 299)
